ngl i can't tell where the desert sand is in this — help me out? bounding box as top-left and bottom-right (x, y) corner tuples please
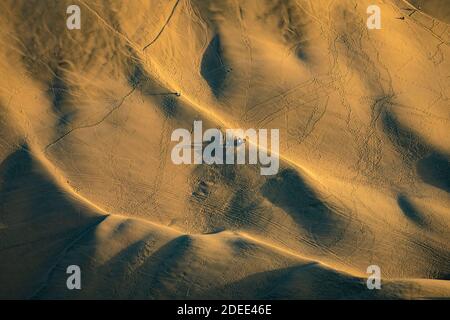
(0, 0), (449, 299)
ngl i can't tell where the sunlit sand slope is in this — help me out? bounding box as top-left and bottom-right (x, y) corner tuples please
(0, 0), (449, 299)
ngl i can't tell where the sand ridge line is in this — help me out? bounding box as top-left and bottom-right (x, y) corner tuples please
(75, 0), (318, 181)
(13, 144), (362, 278)
(143, 0), (181, 51)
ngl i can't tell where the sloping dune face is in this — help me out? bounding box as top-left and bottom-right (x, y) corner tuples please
(407, 0), (450, 24)
(0, 0), (449, 299)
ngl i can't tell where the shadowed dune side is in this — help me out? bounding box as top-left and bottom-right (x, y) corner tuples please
(417, 152), (450, 193)
(260, 168), (345, 239)
(0, 144), (106, 299)
(382, 111), (450, 193)
(31, 215), (450, 299)
(397, 194), (430, 228)
(204, 264), (450, 300)
(406, 0), (450, 24)
(200, 34), (230, 97)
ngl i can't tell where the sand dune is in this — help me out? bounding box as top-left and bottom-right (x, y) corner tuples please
(0, 0), (449, 299)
